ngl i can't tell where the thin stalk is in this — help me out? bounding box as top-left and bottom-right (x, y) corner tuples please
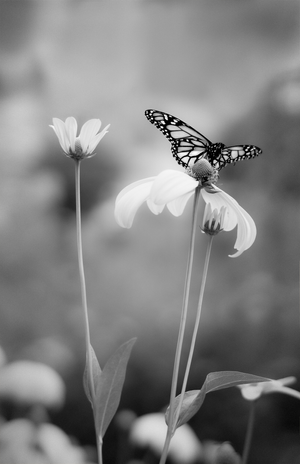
(174, 234), (213, 430)
(242, 400), (256, 464)
(75, 160), (94, 398)
(159, 186), (201, 464)
(75, 160), (102, 464)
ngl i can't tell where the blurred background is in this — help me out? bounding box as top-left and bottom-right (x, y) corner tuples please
(0, 0), (299, 463)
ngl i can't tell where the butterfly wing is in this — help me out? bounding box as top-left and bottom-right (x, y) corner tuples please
(145, 109), (262, 171)
(145, 109), (212, 168)
(218, 145), (263, 170)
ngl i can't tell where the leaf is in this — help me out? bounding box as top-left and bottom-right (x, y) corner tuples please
(83, 344), (102, 404)
(166, 371), (270, 429)
(94, 338), (136, 439)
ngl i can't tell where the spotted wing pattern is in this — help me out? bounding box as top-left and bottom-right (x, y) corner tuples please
(145, 109), (211, 168)
(211, 144), (262, 171)
(145, 109), (262, 171)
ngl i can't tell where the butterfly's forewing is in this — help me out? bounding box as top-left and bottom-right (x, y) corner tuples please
(145, 109), (212, 168)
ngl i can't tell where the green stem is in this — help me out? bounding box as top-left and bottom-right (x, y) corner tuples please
(97, 437), (103, 464)
(242, 401), (256, 464)
(173, 234), (213, 430)
(159, 186), (201, 464)
(75, 160), (94, 398)
(75, 161), (102, 464)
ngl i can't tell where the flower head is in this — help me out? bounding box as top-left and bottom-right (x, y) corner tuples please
(238, 376), (300, 401)
(50, 117), (110, 160)
(214, 443), (240, 464)
(0, 361), (65, 409)
(114, 169), (256, 257)
(129, 413), (203, 463)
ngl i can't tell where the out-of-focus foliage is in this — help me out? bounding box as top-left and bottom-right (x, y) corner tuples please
(0, 1), (299, 464)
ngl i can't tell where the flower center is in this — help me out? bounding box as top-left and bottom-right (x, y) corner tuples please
(74, 138), (83, 156)
(189, 159), (218, 184)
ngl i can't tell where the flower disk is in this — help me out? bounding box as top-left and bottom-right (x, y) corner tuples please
(190, 159), (218, 184)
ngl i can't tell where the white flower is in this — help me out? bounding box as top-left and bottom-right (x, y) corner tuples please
(114, 169), (256, 258)
(238, 377), (300, 401)
(0, 361), (65, 409)
(50, 117), (110, 160)
(129, 413), (203, 464)
(0, 420), (86, 464)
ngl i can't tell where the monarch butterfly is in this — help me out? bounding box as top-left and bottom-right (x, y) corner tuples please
(145, 109), (262, 171)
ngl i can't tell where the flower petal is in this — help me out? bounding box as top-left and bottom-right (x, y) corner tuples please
(87, 124), (110, 154)
(114, 178), (156, 228)
(147, 198), (165, 215)
(65, 117), (78, 152)
(202, 186), (256, 258)
(238, 377), (300, 401)
(79, 119), (101, 153)
(150, 170), (198, 206)
(50, 118), (70, 153)
(269, 385), (300, 400)
(167, 190), (195, 216)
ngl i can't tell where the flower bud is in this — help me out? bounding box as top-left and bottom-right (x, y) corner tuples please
(201, 203), (226, 236)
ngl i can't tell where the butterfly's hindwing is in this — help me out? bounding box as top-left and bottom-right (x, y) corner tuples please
(145, 109), (262, 171)
(219, 145), (262, 169)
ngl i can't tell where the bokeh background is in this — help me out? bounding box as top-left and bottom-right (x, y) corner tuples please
(0, 0), (299, 463)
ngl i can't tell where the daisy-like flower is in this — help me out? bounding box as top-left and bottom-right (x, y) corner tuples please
(114, 165), (256, 258)
(238, 376), (300, 401)
(50, 117), (110, 160)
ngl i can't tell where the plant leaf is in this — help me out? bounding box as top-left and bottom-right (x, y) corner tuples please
(166, 371), (270, 429)
(94, 338), (136, 439)
(83, 344), (102, 404)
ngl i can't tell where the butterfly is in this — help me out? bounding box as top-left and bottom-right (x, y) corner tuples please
(145, 109), (262, 171)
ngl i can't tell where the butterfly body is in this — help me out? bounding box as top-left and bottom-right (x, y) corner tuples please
(145, 109), (262, 171)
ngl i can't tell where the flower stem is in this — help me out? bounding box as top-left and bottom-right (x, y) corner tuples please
(159, 186), (201, 464)
(75, 160), (102, 463)
(174, 234), (213, 427)
(242, 401), (256, 464)
(75, 160), (94, 397)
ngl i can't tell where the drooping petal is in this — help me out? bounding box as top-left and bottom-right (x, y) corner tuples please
(79, 119), (101, 153)
(114, 178), (156, 228)
(167, 190), (195, 216)
(65, 117), (78, 152)
(201, 186), (256, 258)
(50, 118), (70, 153)
(147, 198), (165, 215)
(202, 188), (235, 231)
(150, 170), (198, 206)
